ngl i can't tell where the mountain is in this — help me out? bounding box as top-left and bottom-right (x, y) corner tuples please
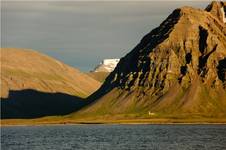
(92, 59), (120, 72)
(76, 1), (226, 119)
(1, 48), (101, 118)
(1, 48), (101, 98)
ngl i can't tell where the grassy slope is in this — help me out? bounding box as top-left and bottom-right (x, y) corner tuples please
(1, 79), (226, 125)
(69, 83), (226, 121)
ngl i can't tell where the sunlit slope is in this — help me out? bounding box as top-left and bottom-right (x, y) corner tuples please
(1, 48), (101, 98)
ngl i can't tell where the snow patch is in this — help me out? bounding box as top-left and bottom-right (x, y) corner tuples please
(93, 59), (120, 72)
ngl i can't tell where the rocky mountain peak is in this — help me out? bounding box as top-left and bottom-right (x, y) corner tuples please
(205, 1), (226, 23)
(99, 3), (226, 94)
(85, 2), (226, 117)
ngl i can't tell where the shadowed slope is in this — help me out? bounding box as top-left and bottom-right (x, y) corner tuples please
(1, 89), (87, 119)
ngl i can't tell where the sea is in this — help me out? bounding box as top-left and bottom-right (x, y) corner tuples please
(1, 124), (226, 150)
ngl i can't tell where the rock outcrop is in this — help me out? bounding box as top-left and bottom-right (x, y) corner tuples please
(206, 1), (226, 23)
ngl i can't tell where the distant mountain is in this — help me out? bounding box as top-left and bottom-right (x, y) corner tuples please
(77, 1), (226, 119)
(92, 59), (120, 72)
(87, 59), (119, 83)
(1, 48), (101, 98)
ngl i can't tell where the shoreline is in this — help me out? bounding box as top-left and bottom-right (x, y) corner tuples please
(2, 118), (226, 127)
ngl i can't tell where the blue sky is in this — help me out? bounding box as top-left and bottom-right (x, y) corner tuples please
(2, 1), (211, 71)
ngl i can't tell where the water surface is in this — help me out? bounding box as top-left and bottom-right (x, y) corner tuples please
(1, 124), (226, 150)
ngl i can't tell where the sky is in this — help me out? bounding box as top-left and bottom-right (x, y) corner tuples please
(1, 1), (211, 71)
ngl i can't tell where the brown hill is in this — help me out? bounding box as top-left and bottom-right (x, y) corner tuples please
(0, 48), (101, 118)
(1, 48), (101, 98)
(75, 1), (226, 119)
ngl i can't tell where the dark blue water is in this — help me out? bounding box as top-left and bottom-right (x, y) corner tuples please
(1, 124), (226, 150)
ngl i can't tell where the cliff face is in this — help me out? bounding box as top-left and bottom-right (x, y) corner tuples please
(79, 2), (226, 118)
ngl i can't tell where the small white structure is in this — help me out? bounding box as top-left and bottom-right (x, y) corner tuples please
(148, 111), (156, 116)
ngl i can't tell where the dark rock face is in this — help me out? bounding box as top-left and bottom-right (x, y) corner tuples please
(217, 58), (226, 84)
(83, 2), (226, 118)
